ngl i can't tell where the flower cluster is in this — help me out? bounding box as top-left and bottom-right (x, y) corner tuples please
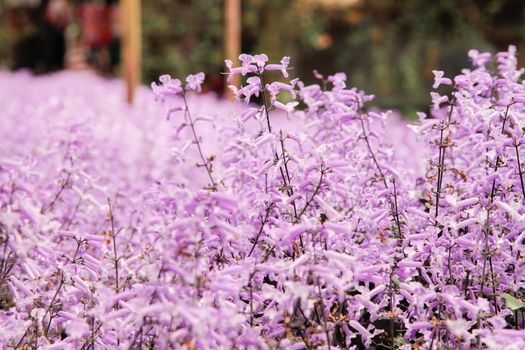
(1, 46), (525, 350)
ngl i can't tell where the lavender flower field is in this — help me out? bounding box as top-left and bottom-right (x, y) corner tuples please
(1, 46), (525, 349)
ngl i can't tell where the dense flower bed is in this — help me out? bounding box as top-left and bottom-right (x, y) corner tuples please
(1, 47), (525, 349)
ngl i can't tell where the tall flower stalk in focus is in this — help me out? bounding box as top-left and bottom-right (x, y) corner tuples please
(152, 72), (217, 190)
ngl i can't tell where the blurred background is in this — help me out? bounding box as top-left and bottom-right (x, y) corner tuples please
(1, 0), (524, 114)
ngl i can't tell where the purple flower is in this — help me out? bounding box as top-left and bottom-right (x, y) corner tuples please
(186, 72), (205, 93)
(253, 54), (269, 68)
(265, 56), (291, 77)
(151, 75), (183, 101)
(5, 46), (525, 350)
(432, 70), (452, 89)
(273, 101), (298, 115)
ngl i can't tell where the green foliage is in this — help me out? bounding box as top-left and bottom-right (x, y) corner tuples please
(142, 0), (224, 84)
(0, 22), (10, 68)
(140, 0), (525, 113)
(501, 293), (524, 311)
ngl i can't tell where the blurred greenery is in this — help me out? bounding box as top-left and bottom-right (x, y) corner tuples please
(142, 0), (224, 89)
(0, 18), (11, 68)
(2, 0), (525, 114)
(140, 0), (524, 115)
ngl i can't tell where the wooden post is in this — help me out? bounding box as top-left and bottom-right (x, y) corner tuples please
(122, 0), (142, 104)
(224, 0), (241, 96)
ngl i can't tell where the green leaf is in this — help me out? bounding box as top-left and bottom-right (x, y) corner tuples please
(394, 336), (408, 346)
(392, 276), (402, 288)
(501, 293), (524, 311)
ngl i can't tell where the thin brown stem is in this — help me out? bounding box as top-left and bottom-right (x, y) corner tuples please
(248, 204), (274, 257)
(316, 280), (331, 350)
(479, 103), (512, 310)
(359, 115), (388, 189)
(389, 268), (396, 349)
(434, 95), (456, 222)
(107, 198), (120, 295)
(43, 272), (65, 337)
(358, 108), (403, 239)
(391, 178), (403, 239)
(41, 172), (72, 214)
(260, 76), (299, 215)
(248, 272), (255, 327)
(296, 166), (326, 222)
(0, 226), (14, 288)
(14, 327), (29, 350)
(279, 131), (299, 221)
(514, 143), (525, 203)
(182, 94), (217, 189)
